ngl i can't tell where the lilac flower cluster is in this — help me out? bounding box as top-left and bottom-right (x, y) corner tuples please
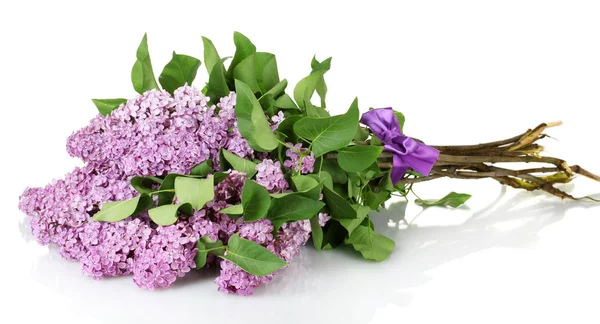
(283, 143), (316, 174)
(18, 85), (326, 295)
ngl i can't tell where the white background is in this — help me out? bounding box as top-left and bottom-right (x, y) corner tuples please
(1, 0), (600, 323)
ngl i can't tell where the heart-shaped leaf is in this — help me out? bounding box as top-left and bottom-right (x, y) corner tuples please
(202, 36), (221, 75)
(220, 149), (258, 178)
(174, 177), (214, 210)
(92, 98), (127, 116)
(226, 32), (256, 85)
(195, 237), (225, 269)
(293, 98), (359, 157)
(159, 51), (201, 94)
(337, 145), (384, 173)
(234, 80), (278, 152)
(415, 192), (471, 208)
(131, 33), (159, 94)
(345, 219), (395, 261)
(190, 160), (214, 177)
(322, 186), (357, 220)
(241, 179), (271, 222)
(92, 195), (153, 222)
(148, 202), (193, 226)
(221, 233), (286, 276)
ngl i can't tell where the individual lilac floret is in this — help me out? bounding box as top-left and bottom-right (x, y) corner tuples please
(255, 159), (289, 193)
(318, 212), (331, 227)
(270, 111), (285, 131)
(133, 211), (219, 290)
(283, 143), (315, 174)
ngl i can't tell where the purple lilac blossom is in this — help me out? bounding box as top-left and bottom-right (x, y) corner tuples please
(18, 85), (317, 295)
(283, 143), (316, 174)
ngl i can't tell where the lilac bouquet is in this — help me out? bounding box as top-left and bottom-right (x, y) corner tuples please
(19, 32), (599, 296)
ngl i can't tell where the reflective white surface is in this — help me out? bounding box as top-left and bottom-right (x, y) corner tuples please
(2, 0), (600, 323)
(6, 179), (600, 323)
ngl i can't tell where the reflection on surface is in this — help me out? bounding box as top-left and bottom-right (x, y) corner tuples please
(22, 187), (598, 323)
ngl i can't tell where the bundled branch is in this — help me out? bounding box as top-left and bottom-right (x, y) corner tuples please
(385, 122), (599, 199)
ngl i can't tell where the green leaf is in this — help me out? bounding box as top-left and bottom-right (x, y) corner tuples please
(275, 93), (299, 109)
(202, 36), (221, 75)
(293, 57), (331, 110)
(255, 52), (280, 93)
(190, 160), (214, 177)
(259, 93), (277, 115)
(261, 79), (288, 102)
(158, 51), (201, 94)
(220, 204), (243, 217)
(267, 195), (325, 223)
(354, 126), (370, 141)
(291, 175), (322, 200)
(415, 192), (472, 208)
(241, 179), (271, 222)
(337, 145), (384, 173)
(363, 189), (391, 211)
(131, 33), (159, 94)
(91, 195), (153, 222)
(174, 177), (214, 210)
(321, 220), (348, 250)
(222, 233), (286, 276)
(394, 110), (406, 134)
(130, 176), (161, 195)
(148, 202), (193, 226)
(195, 237), (225, 269)
(345, 219), (395, 262)
(206, 59), (230, 103)
(338, 204), (370, 235)
(157, 173), (181, 206)
(220, 149), (258, 178)
(321, 159), (347, 184)
(275, 115), (302, 143)
(322, 186), (357, 219)
(234, 80), (278, 152)
(234, 53), (260, 94)
(347, 173), (362, 201)
(92, 98), (127, 116)
(309, 215), (324, 251)
(308, 171), (333, 189)
(293, 98), (359, 157)
(226, 32), (256, 85)
(311, 56), (330, 108)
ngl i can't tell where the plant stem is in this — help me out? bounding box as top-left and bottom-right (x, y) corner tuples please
(328, 122), (600, 200)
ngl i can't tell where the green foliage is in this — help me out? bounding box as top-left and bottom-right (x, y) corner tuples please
(234, 80), (279, 152)
(322, 186), (357, 220)
(201, 36), (221, 75)
(159, 51), (201, 94)
(293, 98), (359, 157)
(309, 215), (324, 251)
(195, 237), (225, 269)
(148, 202), (193, 226)
(130, 176), (161, 195)
(338, 204), (370, 235)
(219, 204), (243, 217)
(415, 192), (472, 208)
(92, 98), (127, 116)
(174, 177), (215, 210)
(131, 34), (159, 94)
(337, 145), (384, 173)
(345, 218), (395, 261)
(190, 160), (214, 177)
(220, 149), (258, 178)
(221, 234), (286, 276)
(226, 32), (256, 86)
(206, 59), (230, 103)
(92, 195), (153, 222)
(293, 57), (331, 111)
(241, 179), (271, 222)
(266, 195), (325, 231)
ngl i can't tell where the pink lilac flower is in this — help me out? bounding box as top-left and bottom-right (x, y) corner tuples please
(283, 143), (315, 174)
(255, 159), (288, 193)
(270, 111), (285, 131)
(19, 84), (319, 295)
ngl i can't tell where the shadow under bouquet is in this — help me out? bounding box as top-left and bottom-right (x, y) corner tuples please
(18, 32), (599, 296)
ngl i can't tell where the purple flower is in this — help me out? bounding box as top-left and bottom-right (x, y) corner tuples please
(283, 143), (315, 174)
(255, 159), (288, 193)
